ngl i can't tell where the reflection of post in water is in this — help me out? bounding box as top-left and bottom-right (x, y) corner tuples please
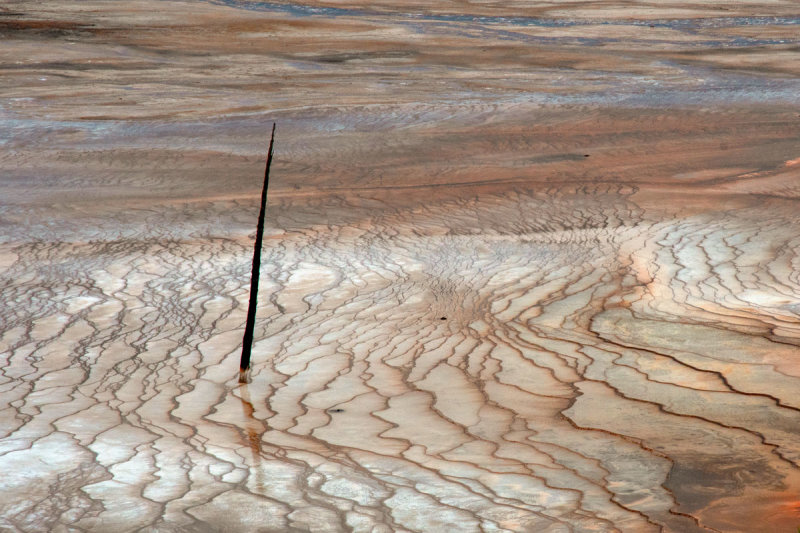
(240, 124), (276, 384)
(238, 384), (266, 493)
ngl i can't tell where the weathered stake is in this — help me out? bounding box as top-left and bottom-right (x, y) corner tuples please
(239, 123), (276, 383)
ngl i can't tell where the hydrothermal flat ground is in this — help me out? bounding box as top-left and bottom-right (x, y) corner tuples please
(2, 1), (800, 531)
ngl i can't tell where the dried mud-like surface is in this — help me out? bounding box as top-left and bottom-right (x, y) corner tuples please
(2, 1), (800, 532)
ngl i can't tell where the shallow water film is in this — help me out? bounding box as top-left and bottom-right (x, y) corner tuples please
(2, 1), (800, 531)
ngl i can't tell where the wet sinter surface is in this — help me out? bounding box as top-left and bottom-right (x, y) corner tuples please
(2, 1), (800, 531)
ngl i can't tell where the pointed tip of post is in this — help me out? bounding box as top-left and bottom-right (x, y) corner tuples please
(268, 123), (276, 156)
(238, 368), (252, 384)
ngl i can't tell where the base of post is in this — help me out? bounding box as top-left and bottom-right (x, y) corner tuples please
(238, 368), (251, 384)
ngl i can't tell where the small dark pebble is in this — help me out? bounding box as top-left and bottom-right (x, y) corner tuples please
(329, 408), (344, 413)
(440, 317), (447, 320)
(584, 154), (590, 157)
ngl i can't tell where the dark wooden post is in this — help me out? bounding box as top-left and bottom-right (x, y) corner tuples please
(239, 123), (276, 383)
